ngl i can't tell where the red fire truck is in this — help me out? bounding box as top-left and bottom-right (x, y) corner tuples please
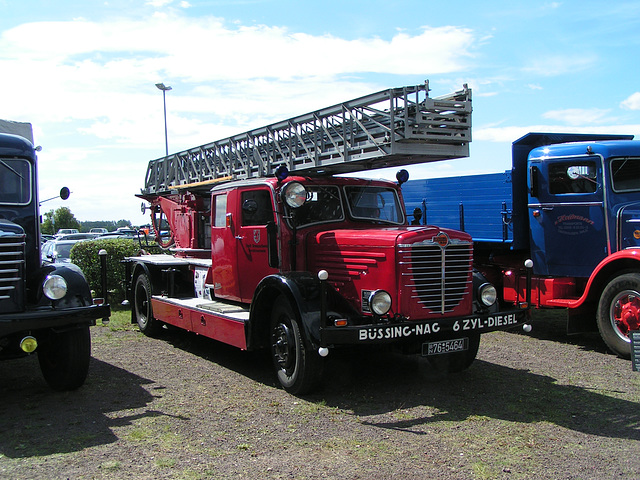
(125, 83), (530, 394)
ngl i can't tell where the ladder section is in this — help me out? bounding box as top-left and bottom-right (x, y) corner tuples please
(142, 82), (472, 195)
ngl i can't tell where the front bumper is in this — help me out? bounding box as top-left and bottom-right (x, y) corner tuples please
(0, 304), (111, 337)
(320, 308), (529, 346)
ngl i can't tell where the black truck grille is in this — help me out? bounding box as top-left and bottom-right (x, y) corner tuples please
(0, 235), (26, 311)
(399, 240), (472, 314)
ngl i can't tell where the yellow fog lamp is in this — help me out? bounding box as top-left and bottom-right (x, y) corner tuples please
(20, 336), (38, 353)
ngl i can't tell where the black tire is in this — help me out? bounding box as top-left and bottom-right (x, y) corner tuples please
(134, 274), (163, 336)
(270, 295), (323, 395)
(596, 273), (640, 359)
(424, 333), (481, 375)
(38, 325), (91, 391)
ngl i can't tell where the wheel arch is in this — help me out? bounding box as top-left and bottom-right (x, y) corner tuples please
(247, 273), (323, 351)
(44, 264), (93, 308)
(568, 256), (640, 334)
(584, 257), (640, 305)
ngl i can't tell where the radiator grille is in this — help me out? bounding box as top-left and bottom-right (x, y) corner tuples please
(0, 235), (25, 303)
(399, 239), (472, 314)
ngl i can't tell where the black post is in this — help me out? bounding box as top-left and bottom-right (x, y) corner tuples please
(99, 249), (109, 324)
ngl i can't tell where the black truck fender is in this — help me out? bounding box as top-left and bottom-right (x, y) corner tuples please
(248, 272), (325, 350)
(35, 263), (93, 308)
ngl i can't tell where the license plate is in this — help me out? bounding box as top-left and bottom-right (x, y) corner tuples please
(423, 337), (469, 356)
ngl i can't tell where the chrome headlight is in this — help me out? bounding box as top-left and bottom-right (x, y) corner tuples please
(281, 181), (307, 208)
(368, 290), (392, 315)
(43, 274), (68, 300)
(478, 282), (497, 307)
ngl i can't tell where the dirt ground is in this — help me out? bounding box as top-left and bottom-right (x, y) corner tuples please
(1, 310), (639, 480)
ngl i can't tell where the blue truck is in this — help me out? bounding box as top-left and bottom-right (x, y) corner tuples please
(403, 132), (640, 358)
(0, 120), (110, 390)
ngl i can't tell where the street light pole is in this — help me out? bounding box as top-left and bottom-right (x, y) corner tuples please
(155, 82), (172, 156)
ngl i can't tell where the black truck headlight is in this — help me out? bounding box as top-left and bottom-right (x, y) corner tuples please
(478, 283), (497, 307)
(369, 290), (392, 315)
(43, 274), (68, 300)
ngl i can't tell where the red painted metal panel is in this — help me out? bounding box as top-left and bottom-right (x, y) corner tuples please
(151, 298), (247, 350)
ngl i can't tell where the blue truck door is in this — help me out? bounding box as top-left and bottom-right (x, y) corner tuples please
(528, 156), (606, 277)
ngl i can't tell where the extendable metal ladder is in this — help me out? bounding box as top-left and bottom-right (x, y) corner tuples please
(141, 81), (472, 195)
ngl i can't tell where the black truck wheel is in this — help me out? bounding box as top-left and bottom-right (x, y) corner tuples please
(596, 273), (640, 359)
(38, 325), (91, 391)
(134, 273), (163, 336)
(270, 296), (323, 395)
(425, 333), (481, 375)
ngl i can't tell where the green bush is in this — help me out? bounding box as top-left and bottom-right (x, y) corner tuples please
(70, 239), (142, 303)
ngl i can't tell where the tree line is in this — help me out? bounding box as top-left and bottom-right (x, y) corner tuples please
(41, 207), (133, 235)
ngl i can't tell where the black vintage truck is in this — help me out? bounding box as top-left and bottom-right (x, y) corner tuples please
(0, 120), (110, 390)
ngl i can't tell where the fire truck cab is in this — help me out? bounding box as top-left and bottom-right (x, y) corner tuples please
(125, 83), (531, 394)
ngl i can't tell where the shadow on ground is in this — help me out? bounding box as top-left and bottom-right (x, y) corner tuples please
(145, 323), (640, 443)
(0, 354), (175, 459)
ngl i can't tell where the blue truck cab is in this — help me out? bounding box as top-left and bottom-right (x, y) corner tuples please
(404, 132), (640, 358)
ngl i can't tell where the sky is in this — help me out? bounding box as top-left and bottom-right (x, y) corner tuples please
(1, 0), (640, 224)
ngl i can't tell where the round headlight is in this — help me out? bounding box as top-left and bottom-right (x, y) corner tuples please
(369, 290), (392, 316)
(43, 274), (68, 300)
(478, 283), (497, 307)
(282, 182), (307, 208)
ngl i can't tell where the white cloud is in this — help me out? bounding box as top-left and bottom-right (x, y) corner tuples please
(522, 54), (597, 76)
(0, 12), (477, 221)
(621, 92), (640, 110)
(542, 108), (611, 126)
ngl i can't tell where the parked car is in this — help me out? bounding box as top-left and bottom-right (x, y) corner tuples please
(95, 232), (140, 240)
(54, 228), (79, 238)
(89, 228), (108, 234)
(40, 234), (54, 244)
(56, 233), (98, 240)
(41, 238), (83, 264)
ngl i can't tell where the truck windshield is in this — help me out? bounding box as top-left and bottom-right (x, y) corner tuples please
(289, 185), (344, 228)
(611, 157), (640, 192)
(0, 158), (31, 205)
(345, 186), (404, 224)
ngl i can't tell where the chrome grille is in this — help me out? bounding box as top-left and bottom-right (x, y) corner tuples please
(0, 235), (25, 302)
(399, 239), (472, 314)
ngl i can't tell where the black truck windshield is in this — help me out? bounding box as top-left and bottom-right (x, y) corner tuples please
(0, 158), (31, 205)
(611, 157), (640, 192)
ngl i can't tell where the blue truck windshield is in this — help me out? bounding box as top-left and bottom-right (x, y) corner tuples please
(0, 158), (31, 205)
(611, 157), (640, 192)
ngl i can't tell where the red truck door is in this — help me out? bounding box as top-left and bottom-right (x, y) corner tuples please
(211, 191), (242, 301)
(236, 187), (279, 302)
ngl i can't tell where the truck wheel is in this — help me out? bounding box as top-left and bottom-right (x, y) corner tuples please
(425, 334), (481, 374)
(270, 296), (323, 395)
(38, 325), (91, 391)
(134, 274), (163, 336)
(596, 273), (640, 358)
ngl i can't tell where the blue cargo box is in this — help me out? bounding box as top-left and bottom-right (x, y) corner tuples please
(403, 171), (514, 245)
